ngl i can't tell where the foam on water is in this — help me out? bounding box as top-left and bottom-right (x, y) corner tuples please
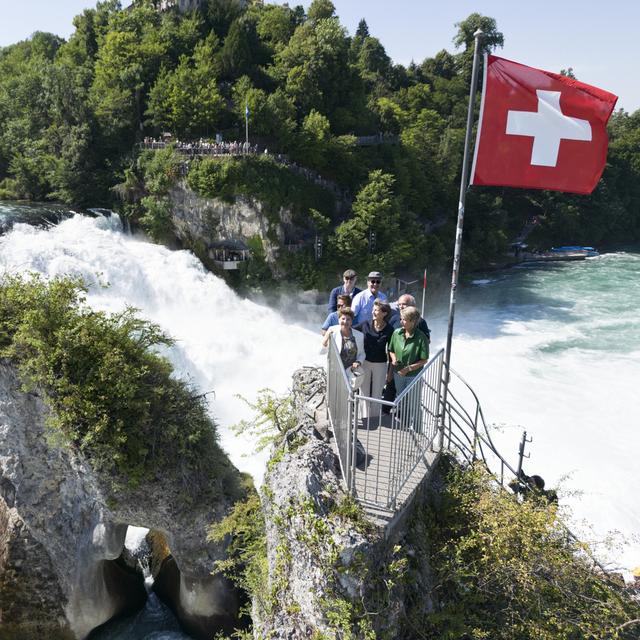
(429, 253), (640, 571)
(0, 214), (322, 483)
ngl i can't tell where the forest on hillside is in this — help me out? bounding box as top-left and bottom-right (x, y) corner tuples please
(1, 0), (639, 283)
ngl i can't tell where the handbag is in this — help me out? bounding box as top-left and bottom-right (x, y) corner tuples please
(381, 378), (396, 408)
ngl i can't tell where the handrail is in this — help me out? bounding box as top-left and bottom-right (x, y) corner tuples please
(444, 366), (525, 485)
(326, 339), (533, 513)
(326, 341), (445, 511)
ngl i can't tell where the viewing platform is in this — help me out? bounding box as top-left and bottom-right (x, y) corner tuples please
(324, 339), (531, 533)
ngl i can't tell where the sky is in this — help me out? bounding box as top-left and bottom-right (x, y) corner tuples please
(0, 0), (638, 113)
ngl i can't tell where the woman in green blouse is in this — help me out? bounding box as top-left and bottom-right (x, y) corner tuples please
(387, 306), (429, 396)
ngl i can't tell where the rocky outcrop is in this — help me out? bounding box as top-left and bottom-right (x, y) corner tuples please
(255, 367), (429, 639)
(0, 361), (240, 639)
(169, 182), (294, 265)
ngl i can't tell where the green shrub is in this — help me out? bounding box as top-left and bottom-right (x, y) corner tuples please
(186, 154), (335, 223)
(0, 274), (236, 491)
(409, 461), (640, 639)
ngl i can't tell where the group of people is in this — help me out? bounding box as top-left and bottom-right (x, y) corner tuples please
(140, 138), (260, 156)
(321, 268), (431, 416)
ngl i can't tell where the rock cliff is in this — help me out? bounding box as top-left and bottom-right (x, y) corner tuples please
(169, 182), (297, 267)
(0, 361), (240, 639)
(254, 367), (435, 639)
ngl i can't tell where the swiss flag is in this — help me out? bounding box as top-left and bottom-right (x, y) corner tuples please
(471, 55), (618, 194)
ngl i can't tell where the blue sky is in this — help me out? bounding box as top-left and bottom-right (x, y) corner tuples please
(1, 0), (638, 113)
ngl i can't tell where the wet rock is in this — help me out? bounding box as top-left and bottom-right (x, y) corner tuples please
(0, 361), (242, 639)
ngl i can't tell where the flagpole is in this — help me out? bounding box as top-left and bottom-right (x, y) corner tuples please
(421, 267), (427, 318)
(441, 29), (483, 433)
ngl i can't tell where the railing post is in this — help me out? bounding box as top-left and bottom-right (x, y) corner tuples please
(472, 403), (479, 460)
(438, 359), (447, 451)
(345, 394), (353, 494)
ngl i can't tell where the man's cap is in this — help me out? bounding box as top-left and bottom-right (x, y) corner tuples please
(367, 271), (382, 280)
(343, 269), (357, 278)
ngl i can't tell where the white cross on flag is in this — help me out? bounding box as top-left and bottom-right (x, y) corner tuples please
(471, 55), (618, 194)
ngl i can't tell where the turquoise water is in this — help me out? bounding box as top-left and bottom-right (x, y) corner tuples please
(428, 252), (640, 572)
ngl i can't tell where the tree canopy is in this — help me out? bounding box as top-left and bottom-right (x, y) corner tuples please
(0, 2), (638, 283)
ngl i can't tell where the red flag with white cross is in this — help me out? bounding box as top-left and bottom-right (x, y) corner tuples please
(471, 55), (618, 194)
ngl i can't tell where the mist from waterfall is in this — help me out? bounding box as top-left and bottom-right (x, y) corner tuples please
(0, 212), (321, 482)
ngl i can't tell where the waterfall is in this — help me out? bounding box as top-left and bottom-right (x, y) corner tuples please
(0, 213), (322, 482)
(1, 208), (637, 574)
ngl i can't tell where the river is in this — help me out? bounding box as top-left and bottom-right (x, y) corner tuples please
(0, 204), (638, 595)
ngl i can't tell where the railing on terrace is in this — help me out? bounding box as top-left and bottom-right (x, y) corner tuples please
(327, 340), (445, 512)
(443, 366), (527, 487)
(326, 338), (531, 515)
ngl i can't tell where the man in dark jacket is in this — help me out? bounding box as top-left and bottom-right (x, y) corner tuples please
(390, 294), (430, 342)
(328, 269), (361, 312)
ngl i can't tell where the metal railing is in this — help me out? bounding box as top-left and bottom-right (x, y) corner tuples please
(326, 339), (445, 510)
(326, 336), (357, 491)
(443, 367), (526, 488)
(326, 338), (532, 513)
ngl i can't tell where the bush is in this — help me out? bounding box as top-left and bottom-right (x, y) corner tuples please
(186, 154), (335, 223)
(0, 274), (235, 491)
(408, 461), (640, 639)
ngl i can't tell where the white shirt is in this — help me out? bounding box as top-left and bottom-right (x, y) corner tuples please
(323, 325), (365, 367)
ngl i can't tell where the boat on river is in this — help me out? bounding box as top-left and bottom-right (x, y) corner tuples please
(509, 242), (599, 263)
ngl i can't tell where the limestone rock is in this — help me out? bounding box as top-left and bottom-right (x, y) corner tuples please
(0, 361), (241, 639)
(169, 183), (288, 266)
(255, 367), (412, 639)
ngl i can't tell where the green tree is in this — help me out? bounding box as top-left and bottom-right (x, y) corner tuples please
(306, 0), (336, 23)
(219, 14), (267, 79)
(147, 34), (224, 137)
(331, 170), (415, 274)
(453, 12), (504, 53)
(90, 2), (168, 139)
(355, 18), (369, 39)
(274, 15), (356, 123)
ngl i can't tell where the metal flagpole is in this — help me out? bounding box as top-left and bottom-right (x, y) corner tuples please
(245, 103), (249, 153)
(441, 29), (484, 427)
(420, 267), (427, 318)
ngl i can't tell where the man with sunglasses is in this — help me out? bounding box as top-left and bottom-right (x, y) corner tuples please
(328, 269), (361, 312)
(351, 271), (387, 325)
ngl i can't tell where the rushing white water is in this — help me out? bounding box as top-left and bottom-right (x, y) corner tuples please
(0, 213), (321, 483)
(428, 254), (640, 573)
(1, 210), (638, 574)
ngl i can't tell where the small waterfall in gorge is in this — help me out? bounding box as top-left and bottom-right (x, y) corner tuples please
(88, 527), (192, 640)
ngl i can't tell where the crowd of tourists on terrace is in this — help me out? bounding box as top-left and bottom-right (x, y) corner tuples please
(140, 135), (347, 197)
(140, 137), (260, 156)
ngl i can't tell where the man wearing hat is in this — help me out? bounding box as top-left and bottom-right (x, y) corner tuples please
(328, 269), (361, 312)
(351, 271), (387, 324)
